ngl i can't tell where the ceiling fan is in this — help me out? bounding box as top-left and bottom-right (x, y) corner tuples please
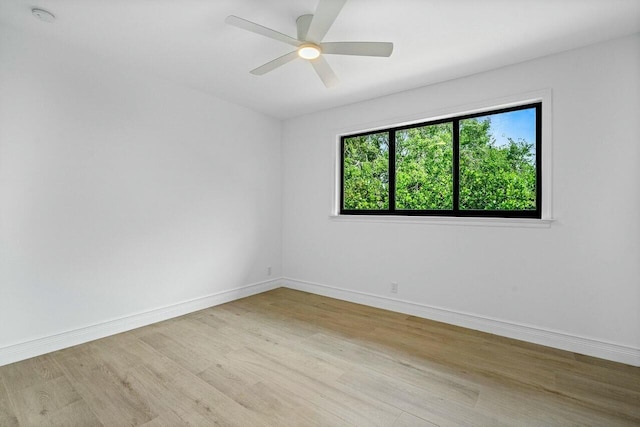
(225, 0), (393, 88)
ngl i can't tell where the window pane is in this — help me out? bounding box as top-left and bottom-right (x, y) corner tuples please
(395, 123), (453, 210)
(343, 132), (389, 210)
(459, 108), (537, 211)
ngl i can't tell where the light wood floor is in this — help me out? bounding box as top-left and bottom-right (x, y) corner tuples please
(0, 288), (638, 426)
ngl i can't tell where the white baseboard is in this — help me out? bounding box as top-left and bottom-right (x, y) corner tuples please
(3, 277), (638, 368)
(282, 277), (640, 367)
(0, 279), (281, 367)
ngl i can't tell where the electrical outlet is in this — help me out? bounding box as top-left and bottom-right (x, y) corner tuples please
(391, 282), (398, 294)
(267, 266), (272, 276)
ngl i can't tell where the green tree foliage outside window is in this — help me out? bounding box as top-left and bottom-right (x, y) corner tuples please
(459, 117), (536, 210)
(341, 104), (540, 217)
(396, 123), (453, 210)
(342, 132), (389, 210)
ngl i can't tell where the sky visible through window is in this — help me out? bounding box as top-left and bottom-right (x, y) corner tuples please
(475, 108), (536, 151)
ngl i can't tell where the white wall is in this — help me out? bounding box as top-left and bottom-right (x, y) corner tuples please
(1, 22), (638, 367)
(0, 25), (282, 361)
(282, 34), (640, 364)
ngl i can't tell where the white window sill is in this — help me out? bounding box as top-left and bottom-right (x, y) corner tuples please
(329, 214), (554, 228)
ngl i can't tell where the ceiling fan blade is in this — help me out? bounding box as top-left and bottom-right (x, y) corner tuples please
(321, 41), (393, 57)
(226, 15), (301, 47)
(306, 0), (347, 43)
(310, 56), (339, 88)
(250, 51), (299, 76)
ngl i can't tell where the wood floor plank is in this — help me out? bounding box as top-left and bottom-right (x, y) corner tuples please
(554, 370), (640, 421)
(474, 379), (640, 427)
(215, 302), (319, 339)
(136, 329), (220, 375)
(232, 346), (402, 426)
(130, 349), (272, 427)
(393, 411), (439, 427)
(246, 381), (349, 426)
(300, 332), (481, 405)
(227, 348), (396, 426)
(53, 345), (156, 426)
(10, 376), (83, 426)
(0, 377), (19, 427)
(0, 287), (638, 426)
(44, 399), (103, 427)
(138, 410), (188, 427)
(88, 331), (161, 373)
(192, 314), (311, 363)
(563, 361), (640, 394)
(338, 366), (506, 427)
(574, 352), (640, 374)
(122, 363), (228, 426)
(165, 316), (237, 356)
(10, 374), (102, 426)
(363, 323), (563, 390)
(264, 288), (408, 323)
(201, 359), (347, 427)
(196, 356), (262, 400)
(0, 354), (64, 392)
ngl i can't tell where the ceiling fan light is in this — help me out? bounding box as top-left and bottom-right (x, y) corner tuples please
(298, 44), (321, 60)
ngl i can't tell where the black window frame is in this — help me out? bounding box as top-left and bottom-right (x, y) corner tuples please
(340, 102), (542, 219)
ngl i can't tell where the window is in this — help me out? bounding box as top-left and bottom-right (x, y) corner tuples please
(340, 103), (541, 218)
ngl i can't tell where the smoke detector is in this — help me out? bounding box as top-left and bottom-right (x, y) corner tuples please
(32, 8), (56, 23)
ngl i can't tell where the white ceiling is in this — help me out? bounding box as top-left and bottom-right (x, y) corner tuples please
(1, 0), (639, 119)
